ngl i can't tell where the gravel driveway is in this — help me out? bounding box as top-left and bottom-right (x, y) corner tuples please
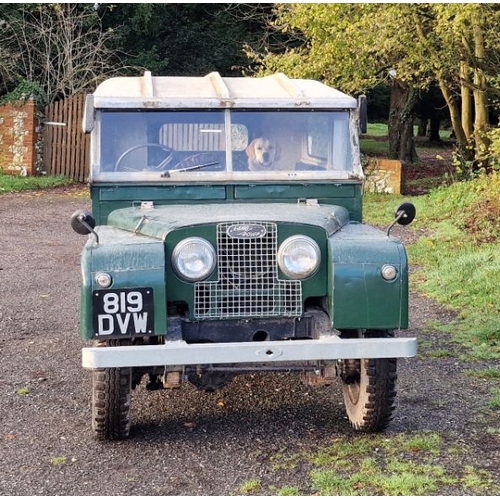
(1, 186), (499, 495)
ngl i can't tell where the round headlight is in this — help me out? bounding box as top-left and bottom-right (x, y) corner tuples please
(95, 272), (112, 288)
(381, 264), (398, 281)
(278, 235), (321, 279)
(172, 237), (216, 282)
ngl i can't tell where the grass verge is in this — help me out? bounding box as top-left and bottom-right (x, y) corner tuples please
(364, 172), (500, 360)
(0, 172), (73, 194)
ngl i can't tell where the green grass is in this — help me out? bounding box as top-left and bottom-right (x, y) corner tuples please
(364, 172), (500, 360)
(364, 123), (453, 140)
(239, 479), (262, 494)
(489, 388), (500, 410)
(407, 185), (500, 358)
(365, 123), (390, 136)
(361, 122), (453, 157)
(310, 462), (446, 495)
(237, 431), (497, 496)
(361, 123), (390, 156)
(361, 138), (389, 156)
(277, 486), (301, 496)
(466, 368), (500, 379)
(0, 171), (73, 194)
(49, 456), (68, 466)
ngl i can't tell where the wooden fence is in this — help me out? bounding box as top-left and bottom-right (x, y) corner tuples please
(43, 94), (89, 182)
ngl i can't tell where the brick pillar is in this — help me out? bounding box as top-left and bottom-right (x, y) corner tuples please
(364, 157), (403, 195)
(0, 99), (37, 176)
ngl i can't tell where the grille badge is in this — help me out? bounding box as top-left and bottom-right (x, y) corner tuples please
(227, 223), (267, 239)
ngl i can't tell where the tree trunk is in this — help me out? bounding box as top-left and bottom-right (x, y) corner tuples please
(429, 117), (441, 142)
(472, 15), (490, 162)
(388, 79), (418, 163)
(412, 11), (467, 153)
(417, 118), (428, 137)
(460, 59), (473, 140)
(438, 79), (470, 151)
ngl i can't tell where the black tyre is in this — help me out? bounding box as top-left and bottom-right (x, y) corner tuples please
(91, 340), (132, 440)
(339, 330), (397, 432)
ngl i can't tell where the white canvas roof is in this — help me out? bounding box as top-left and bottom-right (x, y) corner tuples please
(92, 71), (357, 109)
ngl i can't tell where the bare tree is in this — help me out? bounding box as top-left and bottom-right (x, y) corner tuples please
(1, 4), (128, 103)
(0, 18), (17, 93)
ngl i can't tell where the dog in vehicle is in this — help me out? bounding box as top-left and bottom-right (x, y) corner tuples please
(246, 137), (279, 171)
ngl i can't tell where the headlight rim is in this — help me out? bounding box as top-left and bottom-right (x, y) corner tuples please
(277, 234), (321, 280)
(172, 237), (216, 282)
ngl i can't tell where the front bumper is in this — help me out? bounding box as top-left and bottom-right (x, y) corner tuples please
(82, 336), (417, 369)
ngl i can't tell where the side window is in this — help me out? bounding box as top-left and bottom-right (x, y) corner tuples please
(307, 116), (330, 160)
(305, 113), (351, 171)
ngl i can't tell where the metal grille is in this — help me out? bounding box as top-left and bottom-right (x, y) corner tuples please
(194, 222), (302, 319)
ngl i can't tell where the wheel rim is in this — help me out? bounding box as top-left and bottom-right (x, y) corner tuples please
(345, 375), (361, 405)
(339, 358), (362, 405)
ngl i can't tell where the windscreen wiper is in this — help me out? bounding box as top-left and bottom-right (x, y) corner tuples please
(161, 161), (219, 178)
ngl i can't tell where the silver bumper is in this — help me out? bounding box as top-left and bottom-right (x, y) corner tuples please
(82, 337), (417, 369)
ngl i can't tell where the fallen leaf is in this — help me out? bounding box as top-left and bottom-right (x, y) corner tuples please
(49, 456), (67, 466)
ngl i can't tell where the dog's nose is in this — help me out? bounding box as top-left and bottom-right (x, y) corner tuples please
(263, 152), (270, 162)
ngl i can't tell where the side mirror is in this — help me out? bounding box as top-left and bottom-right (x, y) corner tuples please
(71, 210), (96, 235)
(386, 202), (416, 237)
(395, 202), (416, 226)
(358, 95), (368, 134)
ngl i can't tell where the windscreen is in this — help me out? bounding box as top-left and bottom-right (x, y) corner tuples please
(94, 109), (360, 180)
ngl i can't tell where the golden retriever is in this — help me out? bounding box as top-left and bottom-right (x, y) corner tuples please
(245, 138), (279, 171)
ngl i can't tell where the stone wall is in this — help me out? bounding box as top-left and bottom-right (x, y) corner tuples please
(0, 99), (37, 176)
(364, 157), (403, 195)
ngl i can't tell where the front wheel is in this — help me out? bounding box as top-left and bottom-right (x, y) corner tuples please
(338, 330), (397, 432)
(92, 341), (132, 440)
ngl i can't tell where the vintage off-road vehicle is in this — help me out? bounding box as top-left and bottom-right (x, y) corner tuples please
(72, 72), (417, 440)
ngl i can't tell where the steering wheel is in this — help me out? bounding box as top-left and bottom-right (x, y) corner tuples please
(114, 144), (175, 172)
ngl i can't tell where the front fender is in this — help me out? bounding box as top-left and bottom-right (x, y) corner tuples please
(80, 226), (166, 340)
(329, 223), (408, 330)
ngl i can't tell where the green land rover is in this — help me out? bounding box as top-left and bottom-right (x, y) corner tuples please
(71, 72), (417, 440)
